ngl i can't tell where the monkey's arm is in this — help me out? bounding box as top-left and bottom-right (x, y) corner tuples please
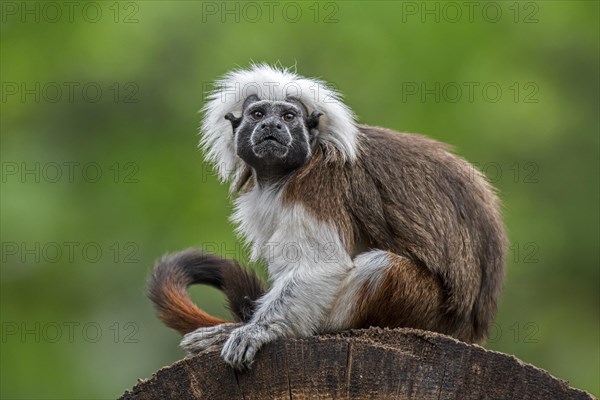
(220, 267), (350, 368)
(220, 222), (353, 369)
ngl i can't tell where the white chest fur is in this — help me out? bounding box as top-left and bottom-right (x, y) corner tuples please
(231, 185), (352, 280)
(231, 186), (283, 262)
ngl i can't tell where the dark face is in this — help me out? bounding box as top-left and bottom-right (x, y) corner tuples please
(225, 95), (322, 183)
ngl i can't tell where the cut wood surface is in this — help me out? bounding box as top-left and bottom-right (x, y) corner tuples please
(121, 327), (595, 400)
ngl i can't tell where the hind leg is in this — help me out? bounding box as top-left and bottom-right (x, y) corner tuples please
(324, 250), (444, 332)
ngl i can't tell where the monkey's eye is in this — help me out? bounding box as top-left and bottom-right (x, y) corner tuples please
(252, 111), (264, 120)
(283, 112), (295, 122)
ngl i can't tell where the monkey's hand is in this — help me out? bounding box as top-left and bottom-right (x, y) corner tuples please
(220, 323), (277, 370)
(180, 322), (242, 354)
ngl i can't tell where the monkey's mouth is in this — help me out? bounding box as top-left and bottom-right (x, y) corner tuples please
(255, 132), (288, 146)
(252, 134), (289, 158)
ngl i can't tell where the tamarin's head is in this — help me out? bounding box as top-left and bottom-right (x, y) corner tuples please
(224, 94), (322, 181)
(200, 64), (359, 187)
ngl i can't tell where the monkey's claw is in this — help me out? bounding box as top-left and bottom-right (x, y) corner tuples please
(180, 323), (241, 354)
(220, 324), (270, 370)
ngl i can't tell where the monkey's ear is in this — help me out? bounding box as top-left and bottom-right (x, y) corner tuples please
(242, 94), (260, 110)
(224, 95), (261, 132)
(224, 113), (243, 131)
(306, 111), (323, 130)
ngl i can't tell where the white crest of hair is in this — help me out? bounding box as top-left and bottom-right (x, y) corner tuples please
(200, 63), (359, 186)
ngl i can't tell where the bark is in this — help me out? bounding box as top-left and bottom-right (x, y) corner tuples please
(121, 327), (595, 400)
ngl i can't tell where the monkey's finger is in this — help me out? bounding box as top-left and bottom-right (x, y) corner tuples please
(181, 322), (242, 351)
(222, 333), (256, 370)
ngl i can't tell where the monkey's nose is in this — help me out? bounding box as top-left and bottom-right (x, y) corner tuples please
(261, 122), (283, 131)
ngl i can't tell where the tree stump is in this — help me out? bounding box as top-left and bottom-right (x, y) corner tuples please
(121, 327), (595, 399)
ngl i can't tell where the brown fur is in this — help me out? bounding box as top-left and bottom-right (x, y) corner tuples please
(283, 125), (506, 343)
(157, 283), (228, 335)
(352, 253), (444, 333)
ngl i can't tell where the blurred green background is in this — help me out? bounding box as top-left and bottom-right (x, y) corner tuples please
(1, 1), (598, 398)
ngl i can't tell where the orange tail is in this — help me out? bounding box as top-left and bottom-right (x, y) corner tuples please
(147, 249), (265, 335)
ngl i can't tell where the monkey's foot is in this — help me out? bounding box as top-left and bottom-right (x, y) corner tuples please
(221, 323), (275, 370)
(180, 323), (242, 354)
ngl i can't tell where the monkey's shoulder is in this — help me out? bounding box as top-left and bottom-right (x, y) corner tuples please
(284, 124), (479, 200)
(357, 124), (454, 162)
(355, 125), (487, 190)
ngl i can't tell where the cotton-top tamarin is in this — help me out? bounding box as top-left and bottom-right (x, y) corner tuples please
(148, 65), (507, 370)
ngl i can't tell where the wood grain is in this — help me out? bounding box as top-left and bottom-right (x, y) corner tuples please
(121, 327), (595, 400)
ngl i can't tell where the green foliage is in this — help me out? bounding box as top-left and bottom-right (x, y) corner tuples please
(1, 1), (598, 398)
